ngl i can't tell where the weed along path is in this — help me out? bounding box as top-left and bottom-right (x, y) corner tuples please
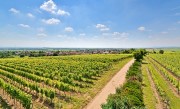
(84, 59), (135, 109)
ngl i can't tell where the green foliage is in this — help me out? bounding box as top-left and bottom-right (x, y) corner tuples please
(133, 49), (147, 61)
(159, 50), (164, 54)
(0, 51), (15, 58)
(133, 52), (143, 61)
(146, 58), (179, 108)
(121, 48), (135, 54)
(103, 96), (144, 109)
(0, 78), (32, 109)
(0, 54), (133, 108)
(0, 68), (55, 101)
(20, 54), (25, 58)
(141, 63), (157, 109)
(149, 53), (180, 77)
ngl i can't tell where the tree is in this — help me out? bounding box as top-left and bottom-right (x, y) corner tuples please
(159, 50), (164, 54)
(20, 54), (25, 58)
(133, 52), (143, 62)
(139, 49), (147, 56)
(153, 49), (156, 54)
(121, 48), (135, 54)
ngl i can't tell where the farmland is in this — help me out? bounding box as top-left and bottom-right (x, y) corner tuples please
(0, 49), (180, 109)
(0, 54), (132, 109)
(102, 51), (180, 109)
(141, 53), (180, 109)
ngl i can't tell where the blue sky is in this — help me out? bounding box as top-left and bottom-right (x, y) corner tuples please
(0, 0), (180, 48)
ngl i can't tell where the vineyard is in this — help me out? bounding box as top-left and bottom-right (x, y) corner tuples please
(102, 52), (180, 109)
(141, 53), (180, 109)
(1, 51), (179, 109)
(0, 54), (132, 109)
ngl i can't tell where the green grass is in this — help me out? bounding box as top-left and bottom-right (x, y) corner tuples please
(146, 57), (180, 109)
(141, 61), (156, 109)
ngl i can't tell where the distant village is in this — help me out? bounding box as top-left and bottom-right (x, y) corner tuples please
(0, 48), (132, 58)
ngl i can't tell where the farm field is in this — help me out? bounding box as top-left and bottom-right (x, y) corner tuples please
(0, 51), (180, 109)
(142, 53), (180, 109)
(102, 52), (180, 109)
(0, 54), (132, 109)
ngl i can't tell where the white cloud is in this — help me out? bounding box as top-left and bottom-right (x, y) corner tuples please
(65, 27), (74, 32)
(112, 32), (129, 39)
(112, 32), (120, 36)
(96, 24), (110, 31)
(42, 18), (60, 25)
(27, 13), (35, 18)
(138, 26), (145, 31)
(57, 9), (70, 16)
(101, 32), (129, 39)
(40, 0), (57, 14)
(9, 8), (20, 14)
(40, 0), (70, 16)
(96, 24), (106, 28)
(37, 33), (47, 37)
(79, 33), (86, 36)
(18, 24), (30, 28)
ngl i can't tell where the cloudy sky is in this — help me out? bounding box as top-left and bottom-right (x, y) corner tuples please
(0, 0), (180, 48)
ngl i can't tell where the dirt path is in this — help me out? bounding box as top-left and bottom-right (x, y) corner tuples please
(146, 68), (164, 109)
(84, 59), (134, 109)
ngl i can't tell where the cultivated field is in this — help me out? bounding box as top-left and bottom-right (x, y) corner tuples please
(0, 54), (132, 109)
(101, 52), (180, 109)
(142, 53), (180, 109)
(1, 51), (180, 109)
